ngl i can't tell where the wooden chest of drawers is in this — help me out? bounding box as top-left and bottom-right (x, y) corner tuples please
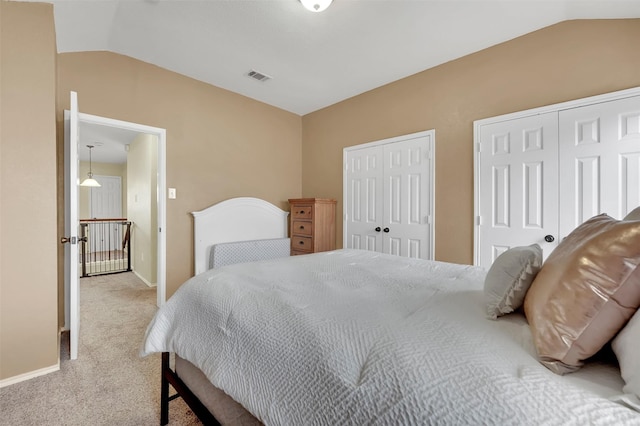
(288, 198), (336, 256)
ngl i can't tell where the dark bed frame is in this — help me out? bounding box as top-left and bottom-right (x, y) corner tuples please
(160, 352), (220, 425)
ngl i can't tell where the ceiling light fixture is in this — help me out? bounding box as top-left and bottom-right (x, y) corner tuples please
(300, 0), (332, 13)
(80, 145), (101, 187)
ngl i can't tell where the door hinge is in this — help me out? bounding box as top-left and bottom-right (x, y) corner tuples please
(477, 143), (482, 153)
(424, 215), (432, 224)
(477, 215), (482, 226)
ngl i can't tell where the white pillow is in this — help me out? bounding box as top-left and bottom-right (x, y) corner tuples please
(624, 206), (640, 221)
(612, 309), (640, 411)
(484, 244), (542, 320)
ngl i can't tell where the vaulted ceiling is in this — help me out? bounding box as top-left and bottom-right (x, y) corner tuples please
(30, 0), (640, 116)
(19, 0), (640, 162)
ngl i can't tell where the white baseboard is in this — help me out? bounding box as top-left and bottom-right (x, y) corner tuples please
(133, 270), (157, 288)
(0, 363), (60, 388)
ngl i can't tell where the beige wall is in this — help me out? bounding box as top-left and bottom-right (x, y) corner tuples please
(56, 51), (303, 304)
(79, 161), (127, 219)
(301, 19), (640, 265)
(0, 2), (59, 381)
(127, 134), (158, 284)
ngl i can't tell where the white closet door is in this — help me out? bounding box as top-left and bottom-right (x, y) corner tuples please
(477, 113), (559, 269)
(344, 131), (434, 260)
(559, 95), (640, 237)
(89, 175), (123, 252)
(382, 135), (433, 259)
(90, 175), (122, 219)
(345, 145), (384, 252)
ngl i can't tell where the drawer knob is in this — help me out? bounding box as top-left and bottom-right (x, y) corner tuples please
(298, 241), (304, 245)
(299, 225), (305, 230)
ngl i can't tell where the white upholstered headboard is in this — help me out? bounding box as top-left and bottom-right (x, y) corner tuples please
(191, 197), (289, 275)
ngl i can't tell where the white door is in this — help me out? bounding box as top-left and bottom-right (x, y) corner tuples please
(477, 113), (559, 269)
(476, 91), (640, 270)
(344, 131), (434, 260)
(64, 91), (80, 360)
(382, 136), (433, 258)
(345, 145), (384, 252)
(89, 175), (123, 252)
(90, 175), (122, 219)
(559, 95), (640, 239)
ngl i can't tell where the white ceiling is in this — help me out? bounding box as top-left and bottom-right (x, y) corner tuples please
(21, 0), (640, 162)
(78, 121), (139, 163)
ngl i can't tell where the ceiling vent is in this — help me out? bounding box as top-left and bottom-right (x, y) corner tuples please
(247, 70), (272, 82)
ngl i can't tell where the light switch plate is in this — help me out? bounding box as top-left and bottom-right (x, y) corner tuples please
(168, 188), (177, 199)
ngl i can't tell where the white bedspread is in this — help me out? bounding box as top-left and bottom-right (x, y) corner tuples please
(142, 249), (640, 425)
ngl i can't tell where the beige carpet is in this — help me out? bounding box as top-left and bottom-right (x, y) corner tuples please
(0, 272), (201, 425)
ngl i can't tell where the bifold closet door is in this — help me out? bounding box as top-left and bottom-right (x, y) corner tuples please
(477, 113), (559, 269)
(558, 95), (640, 239)
(345, 133), (434, 260)
(477, 94), (640, 270)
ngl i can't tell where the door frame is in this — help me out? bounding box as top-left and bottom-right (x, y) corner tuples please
(342, 129), (436, 259)
(65, 111), (167, 331)
(473, 85), (640, 266)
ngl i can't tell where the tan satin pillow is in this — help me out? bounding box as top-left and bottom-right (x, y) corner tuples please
(524, 214), (640, 375)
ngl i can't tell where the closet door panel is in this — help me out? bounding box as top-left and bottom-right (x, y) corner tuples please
(345, 145), (383, 252)
(619, 105), (640, 214)
(382, 135), (432, 259)
(559, 95), (640, 237)
(621, 152), (640, 212)
(477, 112), (559, 269)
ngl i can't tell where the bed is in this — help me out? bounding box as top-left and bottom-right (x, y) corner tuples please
(142, 198), (640, 425)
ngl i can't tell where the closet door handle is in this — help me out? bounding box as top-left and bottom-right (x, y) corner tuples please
(383, 227), (390, 233)
(375, 227), (381, 232)
(544, 235), (555, 243)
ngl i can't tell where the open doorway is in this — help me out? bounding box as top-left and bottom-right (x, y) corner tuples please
(79, 128), (159, 286)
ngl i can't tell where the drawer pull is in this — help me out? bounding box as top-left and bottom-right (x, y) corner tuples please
(299, 225), (305, 230)
(298, 241), (305, 245)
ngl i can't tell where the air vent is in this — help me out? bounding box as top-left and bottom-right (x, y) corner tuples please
(247, 69), (272, 82)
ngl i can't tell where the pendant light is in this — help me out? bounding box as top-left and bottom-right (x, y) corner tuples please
(300, 0), (332, 12)
(80, 145), (101, 187)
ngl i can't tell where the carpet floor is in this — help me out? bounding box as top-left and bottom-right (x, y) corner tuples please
(0, 272), (201, 425)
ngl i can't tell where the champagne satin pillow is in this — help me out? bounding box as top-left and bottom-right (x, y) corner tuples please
(524, 214), (640, 375)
